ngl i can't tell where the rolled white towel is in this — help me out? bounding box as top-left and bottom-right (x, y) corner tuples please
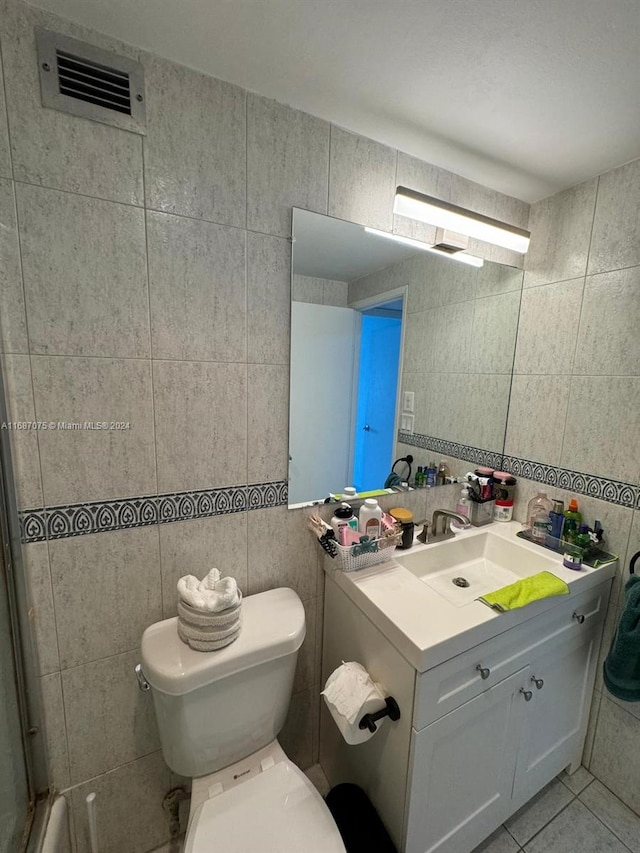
(177, 620), (240, 652)
(177, 568), (240, 612)
(177, 595), (242, 628)
(177, 617), (241, 643)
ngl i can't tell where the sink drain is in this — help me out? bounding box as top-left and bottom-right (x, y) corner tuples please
(452, 576), (470, 588)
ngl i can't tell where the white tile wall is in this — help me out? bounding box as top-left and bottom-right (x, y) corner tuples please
(1, 1), (639, 851)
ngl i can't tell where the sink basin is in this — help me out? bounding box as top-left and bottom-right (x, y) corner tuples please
(395, 530), (562, 607)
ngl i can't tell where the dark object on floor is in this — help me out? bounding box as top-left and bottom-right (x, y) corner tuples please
(326, 783), (397, 853)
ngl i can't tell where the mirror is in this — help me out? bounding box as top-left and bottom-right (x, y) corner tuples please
(288, 208), (524, 507)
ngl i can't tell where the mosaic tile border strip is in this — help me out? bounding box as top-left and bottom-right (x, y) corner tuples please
(398, 431), (504, 470)
(18, 480), (288, 543)
(500, 457), (638, 509)
(398, 430), (639, 509)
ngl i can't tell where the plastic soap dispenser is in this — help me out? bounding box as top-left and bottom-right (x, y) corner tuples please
(527, 491), (553, 542)
(453, 485), (472, 529)
(330, 503), (358, 544)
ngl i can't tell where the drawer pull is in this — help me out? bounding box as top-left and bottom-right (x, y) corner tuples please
(572, 612), (585, 624)
(531, 676), (544, 690)
(520, 688), (533, 702)
(476, 665), (491, 680)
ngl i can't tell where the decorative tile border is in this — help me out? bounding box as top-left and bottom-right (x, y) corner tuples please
(500, 457), (638, 508)
(398, 431), (639, 510)
(18, 480), (288, 544)
(398, 431), (504, 470)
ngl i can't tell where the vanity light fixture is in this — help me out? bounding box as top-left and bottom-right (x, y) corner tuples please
(364, 227), (484, 267)
(393, 187), (531, 254)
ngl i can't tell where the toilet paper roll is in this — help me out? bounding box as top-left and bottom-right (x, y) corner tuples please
(322, 662), (387, 745)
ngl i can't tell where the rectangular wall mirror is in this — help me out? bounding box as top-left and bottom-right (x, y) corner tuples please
(288, 208), (524, 507)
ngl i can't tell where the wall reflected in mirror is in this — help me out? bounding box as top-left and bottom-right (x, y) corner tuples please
(288, 208), (524, 508)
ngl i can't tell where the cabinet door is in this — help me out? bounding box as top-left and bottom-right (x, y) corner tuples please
(405, 668), (530, 853)
(512, 620), (602, 806)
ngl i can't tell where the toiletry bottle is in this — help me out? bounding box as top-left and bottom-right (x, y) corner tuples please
(563, 498), (582, 544)
(426, 461), (437, 487)
(436, 460), (449, 485)
(342, 486), (358, 500)
(358, 498), (383, 538)
(527, 492), (552, 542)
(415, 466), (424, 488)
(548, 499), (565, 542)
(575, 523), (592, 551)
(330, 503), (358, 544)
(453, 485), (472, 527)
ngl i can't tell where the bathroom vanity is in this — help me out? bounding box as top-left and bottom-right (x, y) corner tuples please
(319, 522), (616, 853)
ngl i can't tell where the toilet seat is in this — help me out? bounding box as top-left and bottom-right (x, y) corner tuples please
(184, 758), (346, 853)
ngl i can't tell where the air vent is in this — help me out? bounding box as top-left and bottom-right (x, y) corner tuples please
(36, 28), (146, 135)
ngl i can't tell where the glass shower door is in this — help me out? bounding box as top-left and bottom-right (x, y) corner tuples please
(0, 540), (30, 852)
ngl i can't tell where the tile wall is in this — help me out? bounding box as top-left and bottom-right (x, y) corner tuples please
(1, 0), (638, 848)
(508, 163), (640, 817)
(0, 1), (531, 851)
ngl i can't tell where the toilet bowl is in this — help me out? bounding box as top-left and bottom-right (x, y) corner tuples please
(140, 587), (346, 853)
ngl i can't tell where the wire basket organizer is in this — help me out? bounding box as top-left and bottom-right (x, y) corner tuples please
(323, 537), (397, 572)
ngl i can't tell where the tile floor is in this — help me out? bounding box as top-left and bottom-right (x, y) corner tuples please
(151, 764), (640, 853)
(307, 763), (640, 853)
(471, 767), (640, 853)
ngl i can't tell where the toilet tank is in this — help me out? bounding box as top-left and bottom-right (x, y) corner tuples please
(141, 587), (305, 778)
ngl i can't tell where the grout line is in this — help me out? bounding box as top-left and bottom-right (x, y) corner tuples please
(9, 175), (295, 240)
(577, 781), (639, 853)
(327, 123), (333, 216)
(507, 794), (577, 849)
(557, 177), (600, 467)
(140, 137), (165, 616)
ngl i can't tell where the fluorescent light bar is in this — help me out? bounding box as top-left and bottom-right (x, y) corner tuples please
(364, 227), (484, 267)
(394, 187), (530, 254)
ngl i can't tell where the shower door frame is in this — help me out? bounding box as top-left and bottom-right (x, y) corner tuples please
(0, 365), (49, 851)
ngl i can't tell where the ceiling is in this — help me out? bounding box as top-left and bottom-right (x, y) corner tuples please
(27, 0), (640, 203)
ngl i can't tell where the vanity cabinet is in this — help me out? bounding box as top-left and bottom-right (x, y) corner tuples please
(320, 572), (611, 853)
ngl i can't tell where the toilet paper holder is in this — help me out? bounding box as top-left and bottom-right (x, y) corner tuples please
(358, 696), (401, 733)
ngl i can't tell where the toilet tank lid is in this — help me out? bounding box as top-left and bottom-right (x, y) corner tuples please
(141, 588), (305, 696)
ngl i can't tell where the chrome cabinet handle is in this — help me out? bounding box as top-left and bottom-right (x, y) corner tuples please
(476, 664), (491, 680)
(531, 676), (544, 690)
(572, 612), (585, 624)
(520, 688), (533, 701)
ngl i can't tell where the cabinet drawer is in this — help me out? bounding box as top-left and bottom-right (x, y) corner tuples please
(414, 581), (610, 730)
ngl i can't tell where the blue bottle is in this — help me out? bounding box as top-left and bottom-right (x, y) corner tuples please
(548, 499), (565, 542)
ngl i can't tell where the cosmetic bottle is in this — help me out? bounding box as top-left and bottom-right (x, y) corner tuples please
(436, 460), (450, 486)
(426, 462), (437, 487)
(358, 498), (382, 538)
(454, 485), (472, 527)
(548, 499), (565, 541)
(563, 498), (582, 544)
(330, 503), (358, 544)
(575, 523), (592, 551)
(527, 492), (552, 542)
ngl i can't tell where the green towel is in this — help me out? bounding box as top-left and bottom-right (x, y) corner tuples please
(479, 571), (570, 612)
(603, 576), (640, 702)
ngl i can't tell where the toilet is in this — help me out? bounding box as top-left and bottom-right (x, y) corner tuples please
(140, 587), (346, 853)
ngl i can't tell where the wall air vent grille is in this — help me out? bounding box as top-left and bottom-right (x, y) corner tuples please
(56, 49), (132, 115)
(36, 27), (146, 135)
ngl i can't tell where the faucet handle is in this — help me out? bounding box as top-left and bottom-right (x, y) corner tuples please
(415, 521), (429, 544)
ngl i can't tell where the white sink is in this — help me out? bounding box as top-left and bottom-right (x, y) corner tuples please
(395, 530), (562, 607)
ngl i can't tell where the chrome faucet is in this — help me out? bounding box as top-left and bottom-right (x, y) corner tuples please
(429, 509), (472, 542)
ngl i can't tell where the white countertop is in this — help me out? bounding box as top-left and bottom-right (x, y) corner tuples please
(326, 521), (617, 673)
